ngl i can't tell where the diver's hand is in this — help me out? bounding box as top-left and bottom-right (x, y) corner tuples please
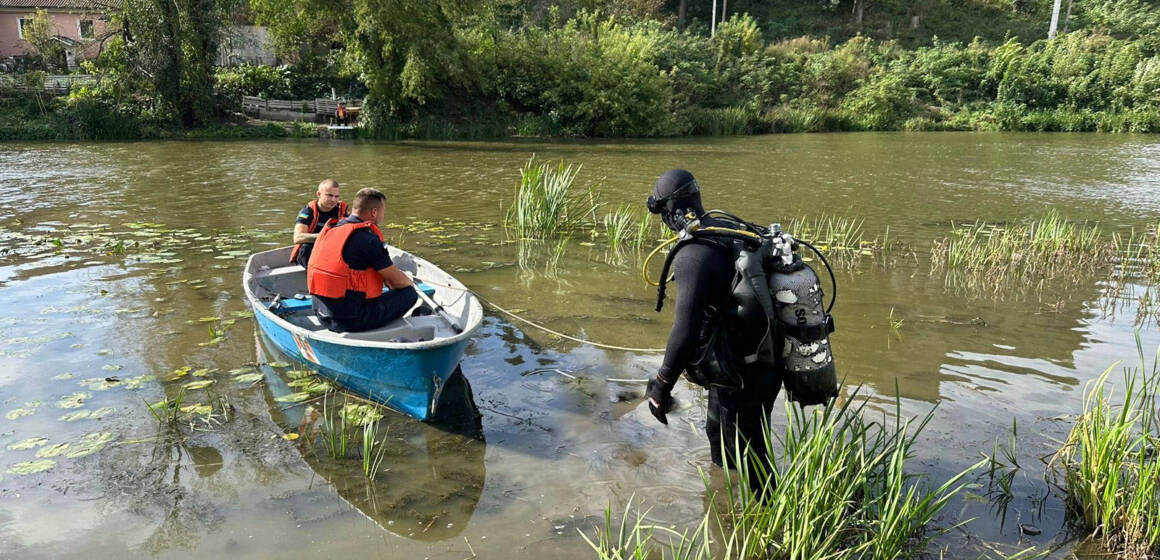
(646, 375), (676, 425)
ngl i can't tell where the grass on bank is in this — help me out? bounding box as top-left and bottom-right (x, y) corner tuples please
(587, 389), (983, 560)
(1053, 342), (1160, 558)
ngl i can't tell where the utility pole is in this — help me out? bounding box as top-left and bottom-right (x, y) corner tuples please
(722, 0), (727, 24)
(1048, 0), (1062, 38)
(711, 0), (717, 37)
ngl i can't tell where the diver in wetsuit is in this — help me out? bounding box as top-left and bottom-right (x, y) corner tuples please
(644, 169), (781, 473)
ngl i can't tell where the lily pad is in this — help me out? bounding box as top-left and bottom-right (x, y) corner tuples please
(234, 373), (263, 384)
(179, 404), (213, 416)
(65, 432), (115, 458)
(286, 369), (313, 380)
(167, 366), (192, 380)
(7, 459), (55, 475)
(56, 392), (89, 409)
(268, 362), (291, 368)
(197, 316), (219, 323)
(122, 374), (155, 390)
(191, 368), (218, 377)
(50, 372), (75, 380)
(101, 364), (123, 371)
(182, 380), (215, 390)
(274, 392), (311, 404)
(7, 437), (48, 450)
(230, 310), (254, 319)
(36, 442), (70, 458)
(59, 407), (115, 422)
(5, 408), (35, 420)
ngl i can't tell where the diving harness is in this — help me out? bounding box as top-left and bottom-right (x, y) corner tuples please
(643, 211), (839, 406)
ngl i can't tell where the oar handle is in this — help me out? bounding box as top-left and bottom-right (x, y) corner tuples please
(406, 274), (463, 334)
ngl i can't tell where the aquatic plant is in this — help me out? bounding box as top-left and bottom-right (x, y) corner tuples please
(360, 420), (390, 479)
(931, 210), (1111, 291)
(505, 156), (598, 239)
(1052, 342), (1160, 558)
(603, 205), (637, 253)
(586, 389), (983, 559)
(785, 214), (874, 255)
(888, 307), (904, 340)
(145, 388), (187, 425)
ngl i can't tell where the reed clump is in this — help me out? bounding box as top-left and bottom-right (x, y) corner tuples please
(587, 390), (982, 559)
(1052, 348), (1160, 558)
(505, 155), (599, 239)
(931, 210), (1112, 289)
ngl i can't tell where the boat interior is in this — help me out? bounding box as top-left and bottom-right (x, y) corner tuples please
(247, 247), (476, 344)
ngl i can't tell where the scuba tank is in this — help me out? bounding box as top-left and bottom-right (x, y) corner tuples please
(650, 213), (838, 406)
(764, 224), (837, 406)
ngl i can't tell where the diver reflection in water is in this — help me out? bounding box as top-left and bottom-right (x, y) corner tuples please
(278, 367), (485, 541)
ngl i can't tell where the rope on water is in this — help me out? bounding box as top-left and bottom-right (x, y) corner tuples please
(415, 277), (666, 354)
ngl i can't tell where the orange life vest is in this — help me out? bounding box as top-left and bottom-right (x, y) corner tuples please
(290, 200), (349, 264)
(306, 220), (384, 300)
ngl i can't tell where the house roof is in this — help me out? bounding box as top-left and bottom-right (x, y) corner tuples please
(0, 0), (105, 10)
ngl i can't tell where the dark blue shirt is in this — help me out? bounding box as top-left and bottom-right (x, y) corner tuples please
(312, 216), (394, 319)
(295, 202), (346, 267)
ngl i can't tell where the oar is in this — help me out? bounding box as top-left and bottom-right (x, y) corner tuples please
(406, 274), (463, 334)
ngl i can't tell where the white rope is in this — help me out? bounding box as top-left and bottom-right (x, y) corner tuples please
(415, 277), (666, 354)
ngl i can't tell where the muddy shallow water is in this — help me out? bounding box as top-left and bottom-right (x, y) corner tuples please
(1, 133), (1160, 558)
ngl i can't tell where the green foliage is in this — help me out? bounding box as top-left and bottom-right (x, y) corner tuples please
(214, 63), (293, 101)
(493, 12), (674, 136)
(22, 10), (65, 72)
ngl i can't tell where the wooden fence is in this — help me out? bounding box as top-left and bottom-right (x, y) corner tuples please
(242, 96), (362, 119)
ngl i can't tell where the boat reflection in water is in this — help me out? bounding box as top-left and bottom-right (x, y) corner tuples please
(262, 337), (485, 541)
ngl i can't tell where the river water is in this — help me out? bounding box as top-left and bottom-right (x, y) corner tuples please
(1, 133), (1159, 558)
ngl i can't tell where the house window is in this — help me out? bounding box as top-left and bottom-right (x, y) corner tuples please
(17, 18), (29, 39)
(79, 19), (94, 39)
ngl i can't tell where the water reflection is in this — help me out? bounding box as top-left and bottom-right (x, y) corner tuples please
(260, 328), (486, 542)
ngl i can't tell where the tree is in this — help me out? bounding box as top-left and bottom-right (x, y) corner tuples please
(252, 0), (485, 132)
(22, 9), (65, 71)
(108, 0), (231, 126)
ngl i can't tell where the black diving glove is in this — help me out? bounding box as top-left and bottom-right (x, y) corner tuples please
(646, 374), (677, 425)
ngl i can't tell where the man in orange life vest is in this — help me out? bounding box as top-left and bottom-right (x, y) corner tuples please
(292, 178), (349, 268)
(307, 188), (418, 333)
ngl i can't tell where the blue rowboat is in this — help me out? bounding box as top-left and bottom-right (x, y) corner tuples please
(242, 246), (482, 421)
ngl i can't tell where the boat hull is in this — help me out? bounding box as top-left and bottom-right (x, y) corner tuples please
(252, 307), (470, 420)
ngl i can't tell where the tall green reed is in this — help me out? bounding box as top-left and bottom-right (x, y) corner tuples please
(505, 155), (598, 239)
(587, 388), (983, 560)
(1053, 338), (1160, 558)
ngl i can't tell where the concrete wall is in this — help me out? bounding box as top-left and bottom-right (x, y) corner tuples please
(0, 10), (108, 62)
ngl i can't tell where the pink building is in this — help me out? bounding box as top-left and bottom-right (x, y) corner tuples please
(0, 0), (108, 69)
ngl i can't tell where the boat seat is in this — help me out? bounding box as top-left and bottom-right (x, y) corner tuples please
(257, 264), (307, 296)
(335, 316), (442, 342)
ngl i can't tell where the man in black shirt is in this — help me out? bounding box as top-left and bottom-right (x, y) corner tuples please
(291, 178), (349, 268)
(644, 169), (780, 473)
(306, 188), (418, 333)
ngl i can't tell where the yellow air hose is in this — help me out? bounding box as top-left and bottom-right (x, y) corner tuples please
(641, 226), (763, 287)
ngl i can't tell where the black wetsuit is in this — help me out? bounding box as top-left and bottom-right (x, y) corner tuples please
(659, 237), (781, 470)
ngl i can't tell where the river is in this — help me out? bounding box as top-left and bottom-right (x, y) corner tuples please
(1, 133), (1159, 558)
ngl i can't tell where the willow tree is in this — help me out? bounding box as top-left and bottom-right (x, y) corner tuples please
(105, 0), (231, 126)
(251, 0), (484, 134)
